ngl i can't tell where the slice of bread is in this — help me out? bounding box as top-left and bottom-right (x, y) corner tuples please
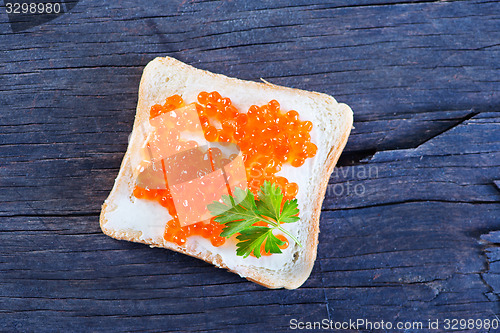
(100, 56), (353, 289)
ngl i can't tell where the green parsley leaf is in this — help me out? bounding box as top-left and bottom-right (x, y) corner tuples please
(207, 189), (260, 238)
(236, 227), (285, 258)
(256, 181), (283, 221)
(280, 199), (300, 224)
(207, 181), (302, 258)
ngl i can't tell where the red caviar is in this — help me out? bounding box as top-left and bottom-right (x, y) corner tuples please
(134, 92), (316, 252)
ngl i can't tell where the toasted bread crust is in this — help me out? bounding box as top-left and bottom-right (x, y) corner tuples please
(100, 57), (353, 289)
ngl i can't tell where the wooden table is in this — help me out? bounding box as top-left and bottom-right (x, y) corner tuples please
(1, 1), (499, 331)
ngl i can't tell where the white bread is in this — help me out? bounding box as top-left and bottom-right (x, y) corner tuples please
(100, 57), (353, 289)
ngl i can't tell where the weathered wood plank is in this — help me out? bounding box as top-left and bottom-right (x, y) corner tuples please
(324, 113), (500, 210)
(1, 200), (498, 331)
(1, 0), (499, 331)
(2, 113), (498, 215)
(1, 1), (499, 116)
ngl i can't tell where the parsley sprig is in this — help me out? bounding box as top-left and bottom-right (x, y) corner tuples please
(207, 181), (302, 258)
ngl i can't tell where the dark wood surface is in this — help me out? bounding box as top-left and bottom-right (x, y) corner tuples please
(1, 1), (499, 332)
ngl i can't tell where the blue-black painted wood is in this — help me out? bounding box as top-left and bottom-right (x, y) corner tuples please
(0, 0), (499, 332)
